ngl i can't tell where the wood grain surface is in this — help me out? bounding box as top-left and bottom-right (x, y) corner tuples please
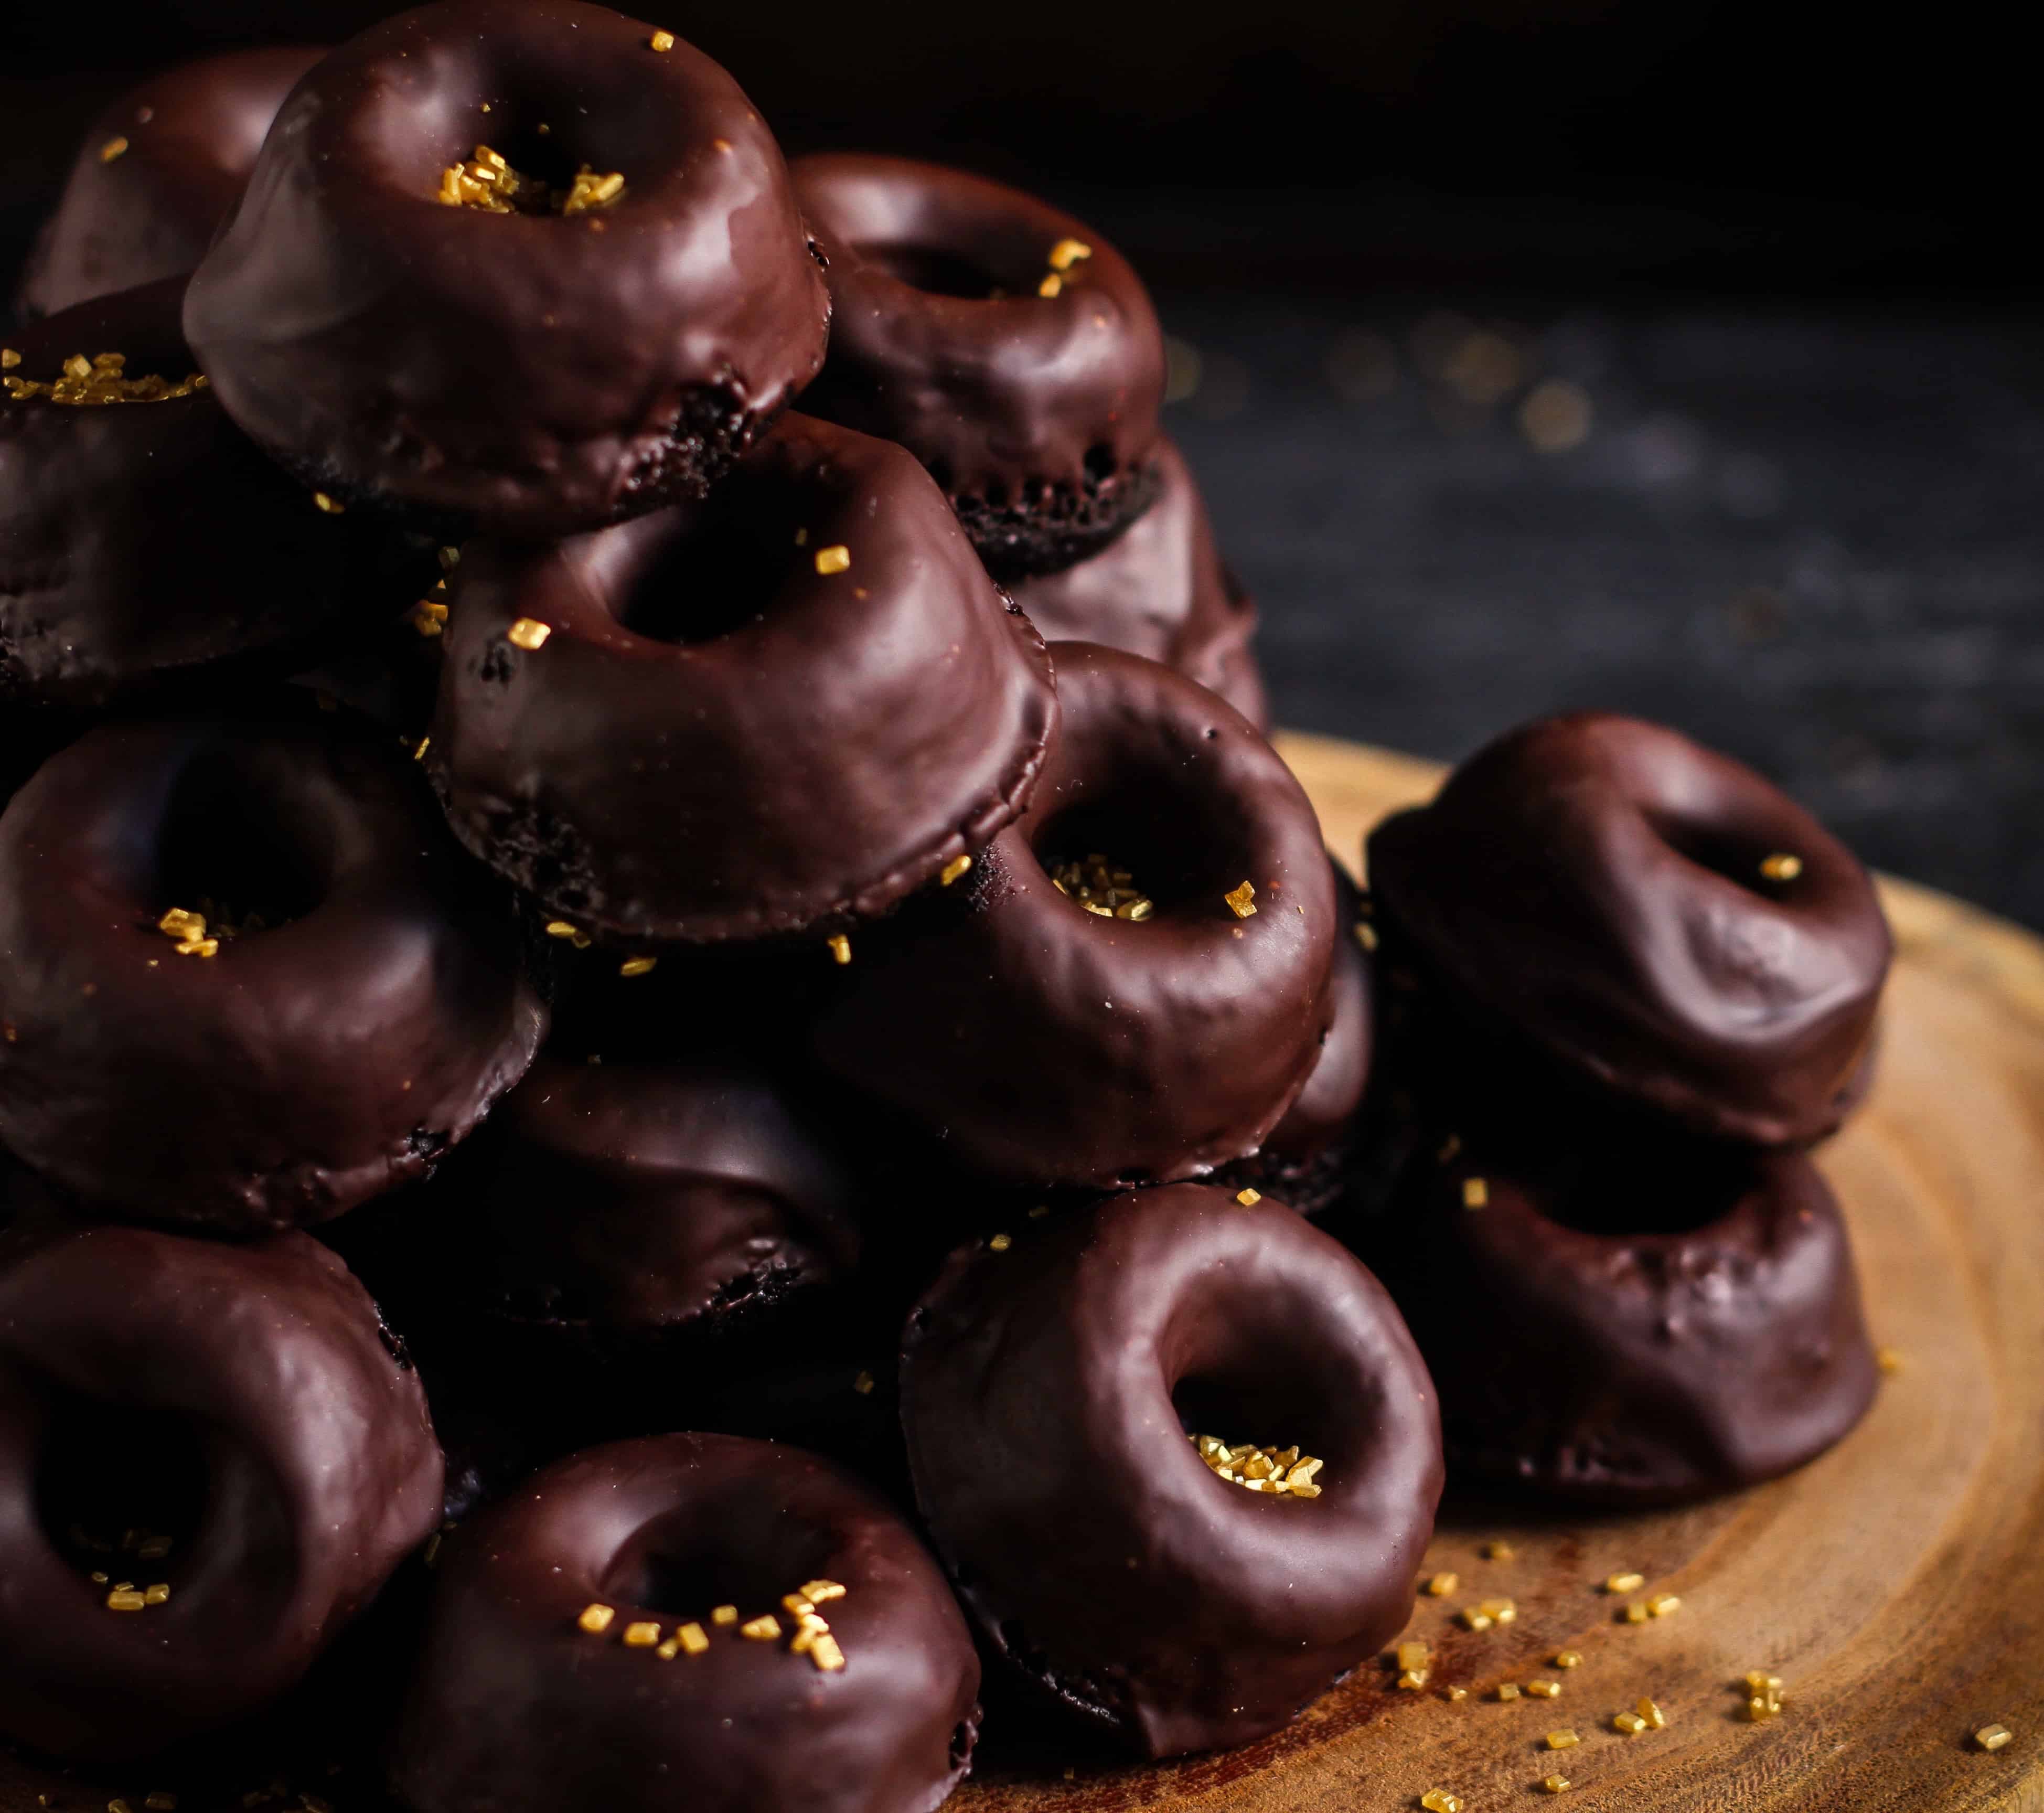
(5, 735), (2041, 1813)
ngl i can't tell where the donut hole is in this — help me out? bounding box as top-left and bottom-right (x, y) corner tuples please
(34, 1390), (211, 1586)
(611, 510), (784, 647)
(857, 241), (1006, 300)
(1171, 1356), (1341, 1497)
(1518, 1138), (1753, 1239)
(602, 1502), (839, 1622)
(154, 750), (326, 938)
(1032, 784), (1249, 921)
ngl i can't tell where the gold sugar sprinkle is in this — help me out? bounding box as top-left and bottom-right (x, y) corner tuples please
(437, 143), (625, 215)
(989, 1233), (1012, 1251)
(1646, 1592), (1681, 1618)
(1050, 852), (1154, 920)
(1545, 1730), (1579, 1750)
(1554, 1651), (1583, 1669)
(411, 601), (447, 637)
(1225, 880), (1258, 919)
(1048, 238), (1093, 271)
(145, 1797), (178, 1810)
(507, 617), (551, 649)
(1419, 1791), (1462, 1813)
(810, 1632), (846, 1671)
(413, 736), (431, 761)
(1426, 1572), (1459, 1596)
(1398, 1670), (1429, 1691)
(1638, 1697), (1666, 1729)
(622, 1621), (660, 1648)
(1976, 1724), (2013, 1752)
(649, 28), (676, 49)
(940, 854), (973, 886)
(144, 1584), (169, 1606)
(852, 1369), (875, 1394)
(1461, 1607), (1493, 1631)
(1236, 1188), (1262, 1206)
(1355, 920), (1379, 950)
(814, 544), (852, 574)
(312, 492), (344, 514)
(618, 956), (658, 977)
(112, 1800), (134, 1813)
(562, 167), (626, 214)
(1478, 1597), (1516, 1625)
(1605, 1571), (1645, 1594)
(1497, 1683), (1521, 1701)
(1541, 1776), (1572, 1795)
(711, 1604), (739, 1626)
(101, 136), (130, 162)
(1398, 1641), (1431, 1674)
(678, 1622), (710, 1655)
(577, 1603), (615, 1634)
(106, 1589), (147, 1611)
(1759, 852), (1803, 882)
(827, 933), (852, 965)
(1612, 1711), (1648, 1735)
(782, 1593), (817, 1618)
(1037, 273), (1063, 298)
(1527, 1680), (1561, 1698)
(739, 1615), (780, 1642)
(655, 1637), (680, 1659)
(1443, 1686), (1468, 1702)
(1482, 1540), (1514, 1562)
(802, 1580), (847, 1603)
(1743, 1672), (1786, 1720)
(544, 921), (581, 940)
(1462, 1177), (1489, 1209)
(0, 349), (18, 369)
(438, 545), (462, 569)
(1622, 1603), (1650, 1624)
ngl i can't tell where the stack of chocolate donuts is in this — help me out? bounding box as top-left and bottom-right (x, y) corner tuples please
(0, 4), (1892, 1808)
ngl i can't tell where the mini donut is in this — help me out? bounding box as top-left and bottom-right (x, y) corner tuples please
(388, 1433), (980, 1813)
(184, 1), (830, 536)
(793, 153), (1165, 579)
(427, 413), (1056, 944)
(3, 278), (431, 716)
(16, 47), (325, 319)
(1220, 862), (1374, 1214)
(901, 1185), (1442, 1758)
(0, 710), (546, 1232)
(1370, 1118), (1878, 1506)
(1367, 712), (1892, 1146)
(809, 642), (1334, 1190)
(0, 1220), (443, 1761)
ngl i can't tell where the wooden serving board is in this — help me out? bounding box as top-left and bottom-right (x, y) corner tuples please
(6, 735), (2042, 1813)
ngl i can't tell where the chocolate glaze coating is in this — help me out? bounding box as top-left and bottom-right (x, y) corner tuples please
(0, 1221), (443, 1761)
(1011, 439), (1269, 730)
(1368, 712), (1892, 1146)
(810, 643), (1334, 1189)
(0, 710), (545, 1231)
(3, 278), (431, 714)
(441, 1047), (860, 1338)
(902, 1185), (1442, 1757)
(16, 47), (325, 319)
(793, 154), (1165, 579)
(1369, 1121), (1878, 1506)
(184, 1), (830, 536)
(388, 1433), (980, 1813)
(429, 413), (1056, 943)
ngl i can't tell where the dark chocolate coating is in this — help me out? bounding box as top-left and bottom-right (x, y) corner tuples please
(793, 154), (1165, 579)
(1367, 712), (1892, 1146)
(428, 413), (1056, 943)
(0, 711), (545, 1231)
(1011, 438), (1269, 730)
(184, 2), (830, 536)
(810, 643), (1335, 1189)
(901, 1185), (1442, 1757)
(3, 278), (431, 714)
(0, 1221), (443, 1761)
(388, 1433), (980, 1813)
(1370, 1126), (1878, 1506)
(15, 46), (325, 319)
(444, 1049), (860, 1335)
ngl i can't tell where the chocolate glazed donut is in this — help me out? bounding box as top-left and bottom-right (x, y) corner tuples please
(902, 1185), (1442, 1758)
(793, 153), (1165, 579)
(428, 413), (1056, 944)
(1368, 712), (1892, 1146)
(0, 1221), (443, 1762)
(16, 47), (325, 319)
(0, 711), (545, 1232)
(1371, 1127), (1878, 1506)
(185, 1), (830, 536)
(3, 279), (430, 715)
(1011, 438), (1269, 730)
(388, 1433), (980, 1813)
(809, 643), (1335, 1190)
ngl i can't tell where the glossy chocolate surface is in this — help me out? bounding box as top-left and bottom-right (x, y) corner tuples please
(1368, 1119), (1878, 1506)
(185, 2), (829, 535)
(389, 1433), (980, 1813)
(810, 643), (1334, 1189)
(429, 413), (1056, 943)
(1011, 438), (1268, 729)
(794, 154), (1164, 578)
(0, 1222), (442, 1761)
(901, 1185), (1442, 1757)
(0, 711), (545, 1231)
(3, 279), (430, 714)
(1368, 712), (1892, 1146)
(16, 47), (324, 319)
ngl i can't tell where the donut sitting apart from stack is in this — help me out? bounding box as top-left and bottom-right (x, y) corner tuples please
(185, 2), (830, 535)
(794, 154), (1165, 580)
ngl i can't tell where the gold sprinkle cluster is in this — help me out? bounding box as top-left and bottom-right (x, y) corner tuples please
(1460, 1596), (1516, 1630)
(76, 1523), (177, 1610)
(4, 349), (206, 406)
(1745, 1670), (1788, 1721)
(1190, 1433), (1323, 1499)
(1050, 852), (1153, 921)
(438, 144), (626, 215)
(575, 1578), (847, 1672)
(1036, 237), (1091, 298)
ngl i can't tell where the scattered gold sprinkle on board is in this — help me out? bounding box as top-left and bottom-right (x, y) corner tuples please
(1976, 1724), (2014, 1752)
(1426, 1571), (1459, 1596)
